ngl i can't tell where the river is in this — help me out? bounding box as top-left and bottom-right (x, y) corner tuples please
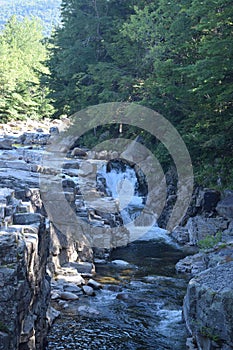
(46, 231), (191, 350)
(46, 160), (191, 349)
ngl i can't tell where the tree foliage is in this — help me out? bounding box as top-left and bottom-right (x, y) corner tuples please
(48, 0), (233, 187)
(0, 16), (53, 121)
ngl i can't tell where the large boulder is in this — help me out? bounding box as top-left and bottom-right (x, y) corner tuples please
(183, 262), (233, 350)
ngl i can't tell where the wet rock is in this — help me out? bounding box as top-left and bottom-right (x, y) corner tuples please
(51, 291), (61, 300)
(82, 285), (95, 296)
(87, 279), (102, 290)
(60, 292), (79, 301)
(111, 259), (130, 267)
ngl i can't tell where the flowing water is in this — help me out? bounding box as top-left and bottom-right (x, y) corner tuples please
(46, 161), (191, 350)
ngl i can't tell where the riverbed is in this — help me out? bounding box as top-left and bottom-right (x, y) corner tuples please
(46, 231), (191, 350)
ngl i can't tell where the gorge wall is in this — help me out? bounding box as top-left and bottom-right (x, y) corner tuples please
(0, 188), (50, 350)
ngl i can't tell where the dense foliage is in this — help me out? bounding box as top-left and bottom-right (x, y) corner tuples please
(48, 0), (233, 187)
(0, 16), (53, 121)
(0, 0), (61, 36)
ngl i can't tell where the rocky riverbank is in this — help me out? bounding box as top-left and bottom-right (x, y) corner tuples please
(170, 188), (233, 350)
(0, 118), (130, 349)
(0, 118), (233, 349)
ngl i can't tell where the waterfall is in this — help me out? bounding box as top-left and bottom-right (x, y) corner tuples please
(97, 161), (144, 224)
(97, 159), (171, 243)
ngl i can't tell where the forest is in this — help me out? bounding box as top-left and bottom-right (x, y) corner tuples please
(0, 0), (61, 36)
(0, 0), (232, 188)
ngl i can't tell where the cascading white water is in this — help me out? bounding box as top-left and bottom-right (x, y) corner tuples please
(97, 163), (144, 224)
(97, 160), (172, 243)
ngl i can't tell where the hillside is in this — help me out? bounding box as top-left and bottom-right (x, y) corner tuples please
(0, 0), (61, 36)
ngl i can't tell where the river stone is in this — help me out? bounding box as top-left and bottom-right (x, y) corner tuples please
(216, 193), (233, 219)
(87, 279), (102, 290)
(183, 262), (233, 349)
(111, 260), (130, 266)
(60, 292), (79, 301)
(82, 285), (95, 296)
(63, 283), (82, 293)
(0, 139), (13, 150)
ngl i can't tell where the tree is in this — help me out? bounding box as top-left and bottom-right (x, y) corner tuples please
(48, 0), (149, 116)
(0, 16), (53, 121)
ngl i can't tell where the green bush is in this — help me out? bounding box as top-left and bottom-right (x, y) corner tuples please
(198, 232), (222, 250)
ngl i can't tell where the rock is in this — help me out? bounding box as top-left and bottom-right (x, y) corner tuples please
(87, 279), (102, 290)
(63, 283), (82, 293)
(71, 147), (87, 158)
(176, 253), (208, 274)
(186, 216), (228, 245)
(0, 139), (12, 150)
(62, 261), (94, 275)
(111, 259), (130, 266)
(55, 273), (85, 286)
(46, 306), (60, 327)
(22, 132), (50, 145)
(77, 305), (100, 316)
(0, 220), (50, 349)
(171, 226), (189, 244)
(116, 293), (130, 301)
(217, 193), (233, 219)
(196, 189), (221, 212)
(183, 262), (233, 350)
(13, 212), (42, 225)
(59, 291), (79, 300)
(49, 126), (59, 135)
(82, 285), (95, 296)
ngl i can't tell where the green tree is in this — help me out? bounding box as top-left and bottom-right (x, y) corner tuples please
(0, 16), (53, 121)
(122, 0), (233, 187)
(48, 0), (149, 116)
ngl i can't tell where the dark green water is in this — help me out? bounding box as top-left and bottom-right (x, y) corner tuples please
(47, 234), (191, 350)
